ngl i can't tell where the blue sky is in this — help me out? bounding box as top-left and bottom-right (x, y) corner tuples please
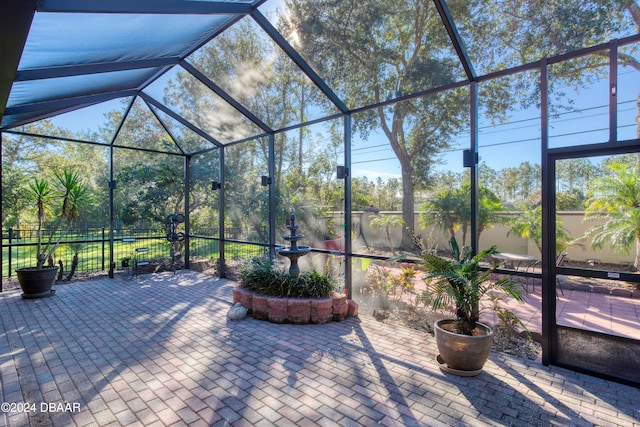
(351, 65), (638, 181)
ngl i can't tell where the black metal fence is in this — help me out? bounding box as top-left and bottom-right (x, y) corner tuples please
(190, 234), (269, 261)
(2, 227), (269, 278)
(2, 227), (168, 278)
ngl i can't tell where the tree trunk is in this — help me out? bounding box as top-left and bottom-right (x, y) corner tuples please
(57, 259), (64, 281)
(252, 220), (268, 244)
(635, 235), (640, 271)
(399, 165), (415, 251)
(385, 227), (394, 255)
(377, 103), (416, 251)
(67, 254), (79, 281)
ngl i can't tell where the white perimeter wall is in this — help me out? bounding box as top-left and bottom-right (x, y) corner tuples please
(326, 211), (633, 265)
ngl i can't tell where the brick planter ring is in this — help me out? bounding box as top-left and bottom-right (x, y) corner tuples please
(233, 286), (358, 324)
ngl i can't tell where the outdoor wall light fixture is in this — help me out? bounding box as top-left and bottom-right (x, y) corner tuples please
(211, 181), (222, 190)
(261, 176), (271, 186)
(462, 149), (478, 168)
(336, 165), (349, 179)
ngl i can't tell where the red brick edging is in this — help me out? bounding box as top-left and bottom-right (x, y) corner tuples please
(233, 286), (358, 324)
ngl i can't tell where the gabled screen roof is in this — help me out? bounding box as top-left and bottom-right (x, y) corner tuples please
(1, 1), (260, 135)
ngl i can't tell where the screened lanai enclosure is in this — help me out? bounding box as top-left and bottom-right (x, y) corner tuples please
(2, 0), (640, 385)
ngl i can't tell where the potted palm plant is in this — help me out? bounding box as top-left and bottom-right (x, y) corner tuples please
(418, 236), (525, 376)
(16, 168), (88, 298)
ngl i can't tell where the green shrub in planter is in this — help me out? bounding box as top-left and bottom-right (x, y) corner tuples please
(239, 257), (334, 298)
(292, 269), (334, 298)
(239, 257), (288, 295)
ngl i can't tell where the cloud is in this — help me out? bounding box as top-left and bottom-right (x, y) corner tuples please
(351, 167), (401, 181)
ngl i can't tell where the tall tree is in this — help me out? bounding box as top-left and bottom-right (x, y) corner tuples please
(557, 158), (600, 196)
(0, 120), (68, 170)
(94, 99), (191, 227)
(283, 1), (637, 251)
(2, 121), (105, 228)
(284, 0), (469, 249)
(1, 165), (30, 229)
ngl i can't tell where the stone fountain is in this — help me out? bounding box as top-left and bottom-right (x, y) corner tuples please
(278, 213), (311, 276)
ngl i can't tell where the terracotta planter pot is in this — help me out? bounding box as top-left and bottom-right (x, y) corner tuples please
(435, 318), (493, 376)
(15, 267), (58, 299)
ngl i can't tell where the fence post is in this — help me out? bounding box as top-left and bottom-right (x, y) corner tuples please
(8, 228), (13, 278)
(102, 227), (106, 271)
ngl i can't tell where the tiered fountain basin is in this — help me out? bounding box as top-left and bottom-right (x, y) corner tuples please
(278, 213), (311, 276)
(233, 286), (358, 324)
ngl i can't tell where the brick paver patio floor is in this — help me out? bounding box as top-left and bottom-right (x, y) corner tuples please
(479, 281), (640, 341)
(1, 271), (639, 426)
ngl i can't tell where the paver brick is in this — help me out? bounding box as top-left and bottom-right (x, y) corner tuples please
(155, 407), (181, 425)
(1, 272), (639, 427)
(92, 409), (118, 425)
(114, 408), (138, 425)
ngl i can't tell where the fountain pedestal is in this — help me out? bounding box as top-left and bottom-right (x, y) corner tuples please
(278, 214), (311, 276)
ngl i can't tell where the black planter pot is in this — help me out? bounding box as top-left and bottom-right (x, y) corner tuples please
(15, 267), (58, 299)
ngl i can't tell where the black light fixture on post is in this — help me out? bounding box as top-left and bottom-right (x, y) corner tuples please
(462, 149), (477, 168)
(211, 181), (222, 190)
(261, 175), (271, 186)
(336, 165), (348, 179)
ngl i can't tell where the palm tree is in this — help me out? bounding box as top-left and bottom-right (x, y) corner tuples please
(369, 214), (404, 255)
(457, 184), (505, 244)
(584, 162), (640, 270)
(508, 203), (581, 256)
(508, 204), (543, 253)
(420, 189), (460, 241)
(418, 237), (524, 335)
(422, 185), (504, 247)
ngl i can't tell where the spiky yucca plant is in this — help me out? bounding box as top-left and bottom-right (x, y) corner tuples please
(29, 168), (88, 269)
(418, 237), (525, 336)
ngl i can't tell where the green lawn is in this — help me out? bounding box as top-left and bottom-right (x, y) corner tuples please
(2, 234), (168, 277)
(3, 235), (265, 278)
